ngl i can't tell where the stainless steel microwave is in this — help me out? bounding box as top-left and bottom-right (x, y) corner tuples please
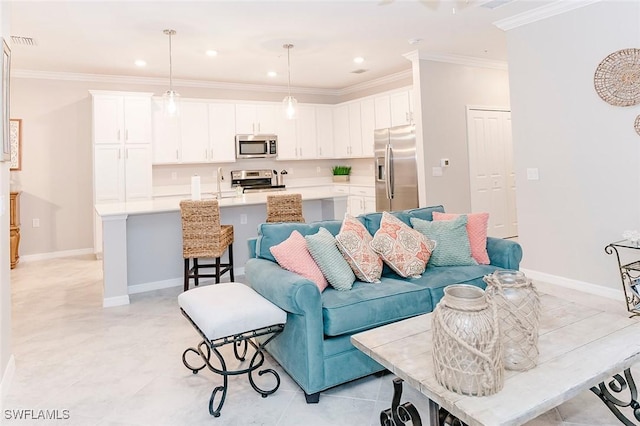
(235, 134), (278, 159)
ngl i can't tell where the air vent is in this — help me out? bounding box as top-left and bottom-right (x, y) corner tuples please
(11, 36), (37, 46)
(351, 69), (368, 74)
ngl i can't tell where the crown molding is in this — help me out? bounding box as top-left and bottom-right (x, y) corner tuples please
(338, 69), (412, 95)
(403, 51), (508, 70)
(494, 0), (602, 31)
(11, 69), (343, 96)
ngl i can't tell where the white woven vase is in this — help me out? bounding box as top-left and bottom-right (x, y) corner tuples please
(432, 284), (504, 396)
(484, 270), (541, 371)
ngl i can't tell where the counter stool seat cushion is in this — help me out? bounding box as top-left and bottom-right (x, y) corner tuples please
(178, 283), (286, 341)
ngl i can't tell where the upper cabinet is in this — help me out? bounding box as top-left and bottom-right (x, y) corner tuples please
(236, 103), (277, 134)
(316, 106), (334, 158)
(93, 93), (152, 145)
(208, 103), (236, 163)
(179, 101), (210, 163)
(333, 104), (350, 158)
(374, 90), (414, 129)
(151, 99), (180, 163)
(360, 98), (376, 157)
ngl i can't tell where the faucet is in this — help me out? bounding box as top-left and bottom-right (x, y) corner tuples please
(216, 167), (223, 200)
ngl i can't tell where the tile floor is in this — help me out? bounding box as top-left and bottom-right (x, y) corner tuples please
(2, 255), (634, 425)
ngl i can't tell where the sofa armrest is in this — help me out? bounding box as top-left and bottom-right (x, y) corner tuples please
(486, 237), (523, 270)
(244, 258), (322, 316)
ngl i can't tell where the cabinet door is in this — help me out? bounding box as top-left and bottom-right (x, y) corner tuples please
(123, 96), (152, 144)
(208, 103), (236, 163)
(348, 195), (365, 216)
(333, 105), (350, 158)
(360, 99), (376, 157)
(235, 104), (256, 134)
(363, 196), (376, 214)
(390, 91), (411, 126)
(296, 105), (317, 159)
(94, 145), (124, 202)
(151, 98), (180, 164)
(276, 114), (297, 160)
(256, 104), (277, 134)
(180, 102), (210, 163)
(348, 103), (363, 157)
(316, 106), (334, 158)
(124, 144), (152, 200)
(374, 96), (391, 129)
(93, 95), (123, 145)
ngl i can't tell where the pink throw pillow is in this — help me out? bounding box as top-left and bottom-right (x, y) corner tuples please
(270, 230), (329, 292)
(335, 214), (383, 283)
(432, 212), (490, 264)
(371, 212), (436, 278)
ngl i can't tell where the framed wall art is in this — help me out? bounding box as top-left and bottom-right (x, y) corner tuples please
(10, 119), (21, 170)
(1, 38), (10, 162)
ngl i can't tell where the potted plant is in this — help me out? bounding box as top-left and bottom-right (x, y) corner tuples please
(332, 165), (351, 182)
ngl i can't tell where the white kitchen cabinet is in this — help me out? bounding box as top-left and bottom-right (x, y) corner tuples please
(390, 90), (414, 126)
(123, 145), (153, 199)
(296, 105), (317, 159)
(349, 186), (376, 216)
(235, 103), (277, 134)
(180, 101), (210, 163)
(316, 106), (334, 158)
(208, 103), (236, 163)
(374, 96), (391, 129)
(333, 105), (350, 158)
(94, 145), (124, 203)
(275, 113), (297, 160)
(360, 98), (376, 157)
(92, 93), (151, 145)
(348, 103), (363, 157)
(151, 99), (180, 163)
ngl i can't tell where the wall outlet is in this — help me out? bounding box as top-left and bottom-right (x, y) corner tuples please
(440, 158), (450, 167)
(171, 172), (178, 181)
(526, 168), (540, 181)
(32, 218), (40, 228)
(432, 167), (443, 177)
(240, 214), (247, 225)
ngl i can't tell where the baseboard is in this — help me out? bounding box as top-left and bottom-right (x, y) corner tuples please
(1, 355), (15, 403)
(102, 295), (130, 308)
(127, 267), (246, 295)
(21, 248), (94, 263)
(521, 268), (624, 301)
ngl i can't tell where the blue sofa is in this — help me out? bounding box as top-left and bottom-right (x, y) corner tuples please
(244, 205), (523, 403)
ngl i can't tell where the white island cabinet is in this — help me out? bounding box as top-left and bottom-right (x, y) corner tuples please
(95, 189), (348, 307)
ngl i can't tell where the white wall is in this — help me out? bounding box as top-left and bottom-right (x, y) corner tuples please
(1, 0), (13, 400)
(412, 58), (511, 212)
(506, 0), (639, 290)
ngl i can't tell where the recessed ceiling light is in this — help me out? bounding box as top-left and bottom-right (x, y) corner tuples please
(267, 71), (277, 78)
(134, 59), (146, 67)
(353, 56), (365, 64)
(206, 50), (218, 57)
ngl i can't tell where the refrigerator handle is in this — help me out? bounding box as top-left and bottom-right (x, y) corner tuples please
(386, 145), (394, 199)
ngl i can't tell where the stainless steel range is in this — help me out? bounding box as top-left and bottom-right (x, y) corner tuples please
(231, 169), (286, 193)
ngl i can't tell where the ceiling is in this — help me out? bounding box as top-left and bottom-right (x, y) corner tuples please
(8, 0), (552, 92)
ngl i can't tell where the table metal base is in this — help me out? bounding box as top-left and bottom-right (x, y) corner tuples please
(591, 368), (640, 426)
(181, 309), (284, 418)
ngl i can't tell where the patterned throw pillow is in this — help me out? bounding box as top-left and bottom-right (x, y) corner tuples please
(432, 212), (490, 264)
(410, 216), (477, 267)
(335, 214), (383, 283)
(370, 212), (436, 278)
(306, 227), (356, 291)
(270, 230), (329, 292)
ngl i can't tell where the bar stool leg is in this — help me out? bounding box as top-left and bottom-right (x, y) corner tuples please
(194, 258), (200, 287)
(229, 244), (234, 282)
(184, 259), (190, 292)
(215, 257), (221, 284)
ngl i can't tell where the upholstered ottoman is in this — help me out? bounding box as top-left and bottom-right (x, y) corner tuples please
(178, 283), (286, 418)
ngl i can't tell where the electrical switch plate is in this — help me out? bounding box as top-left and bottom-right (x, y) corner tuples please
(440, 158), (450, 167)
(526, 168), (540, 181)
(32, 218), (40, 228)
(432, 166), (443, 177)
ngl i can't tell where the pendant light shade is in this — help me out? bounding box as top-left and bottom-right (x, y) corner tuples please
(162, 29), (180, 117)
(282, 44), (297, 120)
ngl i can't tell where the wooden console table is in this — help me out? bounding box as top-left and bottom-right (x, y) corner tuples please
(10, 191), (20, 269)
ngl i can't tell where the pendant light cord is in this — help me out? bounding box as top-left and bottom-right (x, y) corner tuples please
(286, 44), (293, 98)
(169, 32), (173, 92)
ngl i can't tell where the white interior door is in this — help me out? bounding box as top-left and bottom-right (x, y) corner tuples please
(467, 107), (517, 238)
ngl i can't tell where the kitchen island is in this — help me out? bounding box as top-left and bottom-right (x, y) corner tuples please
(95, 188), (347, 307)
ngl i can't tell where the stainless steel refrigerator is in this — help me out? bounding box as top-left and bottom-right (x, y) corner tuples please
(375, 124), (419, 212)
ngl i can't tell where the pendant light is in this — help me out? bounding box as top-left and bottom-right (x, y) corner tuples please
(162, 29), (180, 117)
(282, 44), (298, 120)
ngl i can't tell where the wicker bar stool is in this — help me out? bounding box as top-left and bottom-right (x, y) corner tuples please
(266, 194), (305, 223)
(180, 200), (234, 291)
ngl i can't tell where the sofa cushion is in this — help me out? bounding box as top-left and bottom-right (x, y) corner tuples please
(411, 216), (477, 267)
(321, 278), (433, 336)
(360, 211), (414, 237)
(256, 220), (343, 262)
(406, 205), (446, 223)
(370, 212), (436, 278)
(433, 212), (490, 264)
(306, 227), (356, 291)
(335, 214), (383, 283)
(270, 230), (329, 292)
